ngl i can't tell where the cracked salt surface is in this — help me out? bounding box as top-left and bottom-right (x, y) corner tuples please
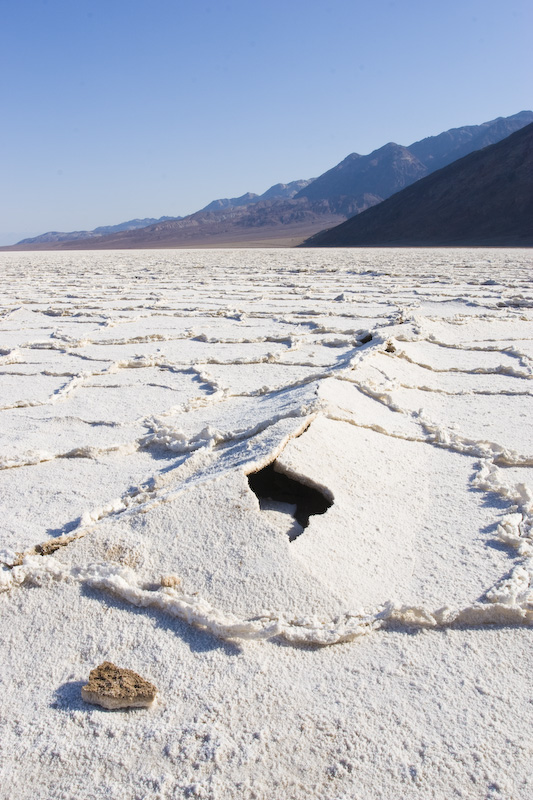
(1, 248), (533, 799)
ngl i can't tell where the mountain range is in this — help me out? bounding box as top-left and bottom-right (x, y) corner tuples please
(304, 122), (533, 247)
(16, 216), (180, 245)
(6, 110), (533, 250)
(200, 180), (314, 212)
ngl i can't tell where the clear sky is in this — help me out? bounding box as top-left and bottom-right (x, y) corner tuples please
(1, 0), (531, 244)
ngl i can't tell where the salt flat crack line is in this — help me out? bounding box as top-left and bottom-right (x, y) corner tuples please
(393, 351), (532, 379)
(0, 357), (226, 413)
(328, 379), (533, 466)
(0, 348), (23, 365)
(359, 378), (533, 397)
(0, 412), (320, 559)
(2, 554), (532, 647)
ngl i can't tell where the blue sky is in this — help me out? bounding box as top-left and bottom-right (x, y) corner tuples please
(1, 0), (531, 243)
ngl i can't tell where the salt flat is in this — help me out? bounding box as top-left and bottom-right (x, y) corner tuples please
(1, 248), (532, 800)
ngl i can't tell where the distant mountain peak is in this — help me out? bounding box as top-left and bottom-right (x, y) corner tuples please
(201, 192), (259, 213)
(408, 110), (533, 171)
(304, 122), (533, 247)
(7, 110), (532, 252)
(200, 180), (315, 213)
(17, 216), (180, 245)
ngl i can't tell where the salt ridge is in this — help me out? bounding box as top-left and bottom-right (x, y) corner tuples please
(1, 248), (533, 799)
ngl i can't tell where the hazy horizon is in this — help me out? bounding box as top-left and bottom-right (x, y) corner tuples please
(2, 0), (532, 244)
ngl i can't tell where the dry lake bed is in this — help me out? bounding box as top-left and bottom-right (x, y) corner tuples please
(1, 247), (532, 799)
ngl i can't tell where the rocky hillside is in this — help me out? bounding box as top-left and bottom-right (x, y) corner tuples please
(8, 111), (532, 250)
(17, 216), (179, 245)
(303, 123), (533, 247)
(200, 180), (314, 212)
(295, 110), (533, 214)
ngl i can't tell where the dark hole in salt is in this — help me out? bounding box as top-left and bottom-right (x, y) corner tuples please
(247, 462), (332, 540)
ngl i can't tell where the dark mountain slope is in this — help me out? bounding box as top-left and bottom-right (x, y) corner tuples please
(303, 123), (533, 247)
(408, 110), (533, 172)
(6, 112), (532, 251)
(296, 111), (533, 216)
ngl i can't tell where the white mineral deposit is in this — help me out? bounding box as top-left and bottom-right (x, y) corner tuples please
(1, 247), (532, 799)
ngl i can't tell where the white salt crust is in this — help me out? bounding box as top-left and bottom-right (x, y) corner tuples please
(1, 247), (533, 800)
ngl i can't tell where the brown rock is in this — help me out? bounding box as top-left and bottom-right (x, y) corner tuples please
(81, 661), (157, 710)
